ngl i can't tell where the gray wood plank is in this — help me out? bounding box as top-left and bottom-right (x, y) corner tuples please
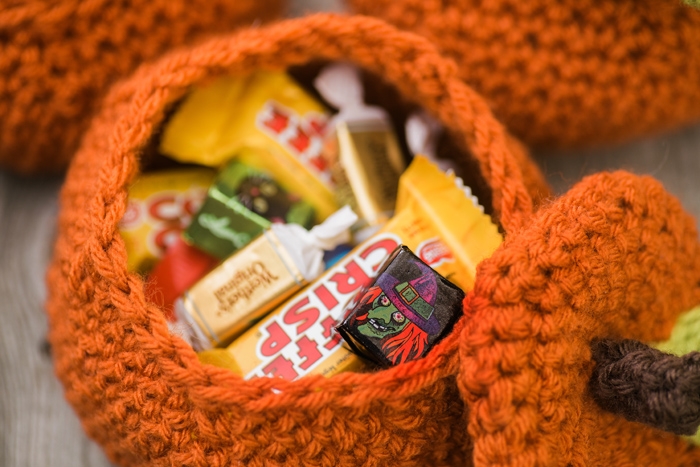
(534, 123), (700, 225)
(0, 174), (112, 467)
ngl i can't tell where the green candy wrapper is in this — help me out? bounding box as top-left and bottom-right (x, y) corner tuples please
(185, 160), (315, 259)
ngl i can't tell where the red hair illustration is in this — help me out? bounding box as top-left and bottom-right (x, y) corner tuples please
(383, 322), (429, 364)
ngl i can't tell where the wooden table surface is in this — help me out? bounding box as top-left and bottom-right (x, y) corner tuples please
(2, 2), (699, 465)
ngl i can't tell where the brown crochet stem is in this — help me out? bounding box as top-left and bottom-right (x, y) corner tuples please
(590, 338), (700, 436)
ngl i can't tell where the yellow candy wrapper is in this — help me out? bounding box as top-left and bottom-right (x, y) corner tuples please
(219, 157), (501, 381)
(159, 72), (337, 221)
(396, 156), (502, 290)
(197, 349), (242, 376)
(119, 168), (216, 273)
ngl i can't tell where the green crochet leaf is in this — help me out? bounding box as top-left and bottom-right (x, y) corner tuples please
(683, 0), (700, 9)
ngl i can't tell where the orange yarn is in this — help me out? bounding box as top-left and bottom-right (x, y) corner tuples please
(46, 14), (549, 466)
(0, 0), (283, 175)
(460, 172), (700, 466)
(347, 0), (700, 149)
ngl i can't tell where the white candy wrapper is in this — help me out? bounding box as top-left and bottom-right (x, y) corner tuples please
(270, 205), (357, 281)
(405, 111), (461, 174)
(406, 111), (442, 160)
(172, 206), (358, 349)
(314, 63), (388, 127)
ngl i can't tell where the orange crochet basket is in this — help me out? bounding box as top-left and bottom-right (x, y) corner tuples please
(460, 171), (700, 466)
(347, 0), (700, 149)
(46, 14), (550, 466)
(0, 0), (283, 175)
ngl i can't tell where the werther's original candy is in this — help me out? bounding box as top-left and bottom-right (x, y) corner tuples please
(336, 245), (465, 366)
(219, 158), (501, 381)
(175, 207), (357, 350)
(185, 158), (315, 259)
(119, 168), (215, 272)
(159, 72), (337, 220)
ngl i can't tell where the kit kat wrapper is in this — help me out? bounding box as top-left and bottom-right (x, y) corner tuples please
(177, 229), (306, 348)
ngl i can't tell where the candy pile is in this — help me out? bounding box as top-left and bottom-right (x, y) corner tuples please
(120, 64), (503, 381)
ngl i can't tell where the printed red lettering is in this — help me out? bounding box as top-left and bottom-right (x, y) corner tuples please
(359, 238), (400, 271)
(288, 128), (311, 154)
(260, 321), (292, 357)
(320, 316), (336, 340)
(329, 261), (371, 295)
(296, 336), (322, 371)
(262, 355), (298, 380)
(319, 316), (343, 350)
(149, 195), (181, 222)
(324, 333), (342, 351)
(153, 224), (181, 251)
(183, 195), (203, 217)
(314, 284), (339, 311)
(307, 118), (327, 136)
(262, 106), (290, 134)
(308, 154), (327, 173)
(282, 297), (320, 335)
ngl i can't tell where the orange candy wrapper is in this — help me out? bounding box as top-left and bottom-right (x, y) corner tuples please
(119, 168), (215, 272)
(215, 157), (502, 380)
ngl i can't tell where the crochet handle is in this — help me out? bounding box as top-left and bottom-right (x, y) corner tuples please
(94, 14), (537, 237)
(441, 77), (536, 234)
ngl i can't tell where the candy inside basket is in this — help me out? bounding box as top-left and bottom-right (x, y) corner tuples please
(119, 60), (503, 382)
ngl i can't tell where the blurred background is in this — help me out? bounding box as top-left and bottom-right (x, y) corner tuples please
(1, 0), (698, 465)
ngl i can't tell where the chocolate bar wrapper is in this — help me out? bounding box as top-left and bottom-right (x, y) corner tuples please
(176, 230), (306, 349)
(314, 63), (405, 228)
(159, 72), (338, 221)
(175, 207), (358, 349)
(396, 156), (501, 290)
(185, 158), (315, 259)
(235, 146), (337, 221)
(119, 168), (215, 272)
(336, 245), (465, 367)
(328, 120), (405, 228)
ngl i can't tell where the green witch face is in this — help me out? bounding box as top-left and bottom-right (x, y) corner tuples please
(356, 292), (408, 338)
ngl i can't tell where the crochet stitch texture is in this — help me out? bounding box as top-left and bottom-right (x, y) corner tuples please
(0, 0), (283, 174)
(347, 0), (700, 149)
(46, 14), (549, 466)
(460, 171), (700, 466)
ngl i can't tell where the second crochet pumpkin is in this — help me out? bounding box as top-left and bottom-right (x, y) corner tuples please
(347, 0), (700, 149)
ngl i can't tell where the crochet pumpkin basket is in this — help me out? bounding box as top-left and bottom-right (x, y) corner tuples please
(0, 0), (283, 175)
(347, 0), (700, 149)
(46, 14), (550, 467)
(459, 169), (700, 466)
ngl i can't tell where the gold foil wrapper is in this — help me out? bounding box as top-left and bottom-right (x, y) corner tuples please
(180, 230), (306, 347)
(331, 120), (405, 227)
